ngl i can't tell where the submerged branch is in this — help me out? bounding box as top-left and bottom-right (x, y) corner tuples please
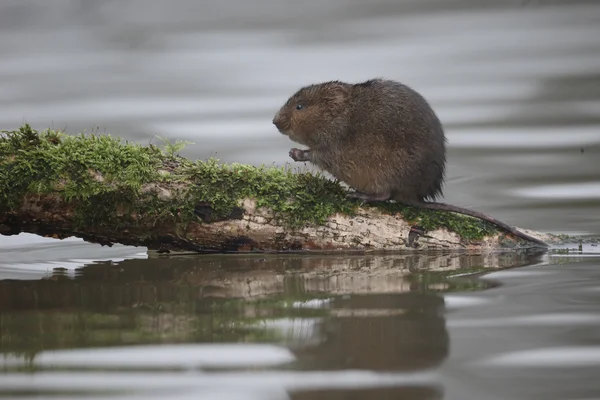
(0, 124), (553, 253)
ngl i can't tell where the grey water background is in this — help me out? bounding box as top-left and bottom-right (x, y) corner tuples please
(1, 0), (600, 399)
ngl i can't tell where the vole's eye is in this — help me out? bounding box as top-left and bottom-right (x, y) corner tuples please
(295, 104), (304, 110)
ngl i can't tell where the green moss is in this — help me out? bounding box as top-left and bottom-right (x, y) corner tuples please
(0, 124), (357, 232)
(178, 158), (357, 229)
(0, 124), (163, 231)
(0, 124), (500, 240)
(374, 202), (498, 240)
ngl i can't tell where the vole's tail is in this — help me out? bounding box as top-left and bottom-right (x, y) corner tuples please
(416, 201), (548, 247)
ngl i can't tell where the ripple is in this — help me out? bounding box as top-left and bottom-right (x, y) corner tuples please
(0, 370), (439, 393)
(448, 313), (600, 328)
(0, 96), (281, 125)
(449, 127), (600, 149)
(479, 347), (600, 368)
(513, 181), (600, 200)
(70, 387), (291, 400)
(72, 387), (290, 400)
(482, 269), (556, 280)
(33, 344), (296, 370)
(443, 295), (490, 310)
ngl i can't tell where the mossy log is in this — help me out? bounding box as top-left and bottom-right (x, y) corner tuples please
(0, 125), (553, 254)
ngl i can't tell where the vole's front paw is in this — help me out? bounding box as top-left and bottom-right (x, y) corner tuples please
(289, 148), (309, 162)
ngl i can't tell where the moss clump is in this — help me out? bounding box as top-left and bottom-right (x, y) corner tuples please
(0, 124), (159, 206)
(373, 202), (498, 241)
(0, 124), (164, 230)
(174, 158), (358, 228)
(0, 124), (357, 231)
(0, 124), (500, 240)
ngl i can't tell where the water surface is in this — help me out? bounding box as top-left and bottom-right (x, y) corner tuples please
(2, 249), (600, 399)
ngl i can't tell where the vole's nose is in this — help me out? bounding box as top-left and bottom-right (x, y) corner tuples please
(272, 111), (283, 130)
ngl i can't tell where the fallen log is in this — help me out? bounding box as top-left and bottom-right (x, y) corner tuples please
(0, 124), (555, 253)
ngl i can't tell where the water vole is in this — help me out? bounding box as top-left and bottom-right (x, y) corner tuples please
(272, 78), (546, 246)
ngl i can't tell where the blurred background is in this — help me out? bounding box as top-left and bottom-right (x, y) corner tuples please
(0, 0), (599, 235)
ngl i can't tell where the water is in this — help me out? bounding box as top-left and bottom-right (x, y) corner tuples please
(1, 0), (600, 398)
(2, 251), (600, 399)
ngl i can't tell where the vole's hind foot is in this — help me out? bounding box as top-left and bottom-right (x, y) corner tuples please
(407, 225), (427, 248)
(347, 191), (391, 203)
(289, 148), (312, 162)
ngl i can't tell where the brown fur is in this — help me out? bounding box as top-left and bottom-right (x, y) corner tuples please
(272, 78), (446, 203)
(272, 78), (547, 247)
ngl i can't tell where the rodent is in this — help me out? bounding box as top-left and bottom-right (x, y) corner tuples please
(272, 78), (547, 247)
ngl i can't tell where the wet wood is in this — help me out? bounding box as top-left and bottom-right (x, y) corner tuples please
(0, 193), (554, 254)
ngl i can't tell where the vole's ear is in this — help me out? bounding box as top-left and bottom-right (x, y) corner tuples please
(327, 83), (349, 104)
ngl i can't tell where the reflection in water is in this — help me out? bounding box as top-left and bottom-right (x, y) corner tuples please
(0, 246), (599, 398)
(0, 252), (545, 398)
(309, 293), (447, 372)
